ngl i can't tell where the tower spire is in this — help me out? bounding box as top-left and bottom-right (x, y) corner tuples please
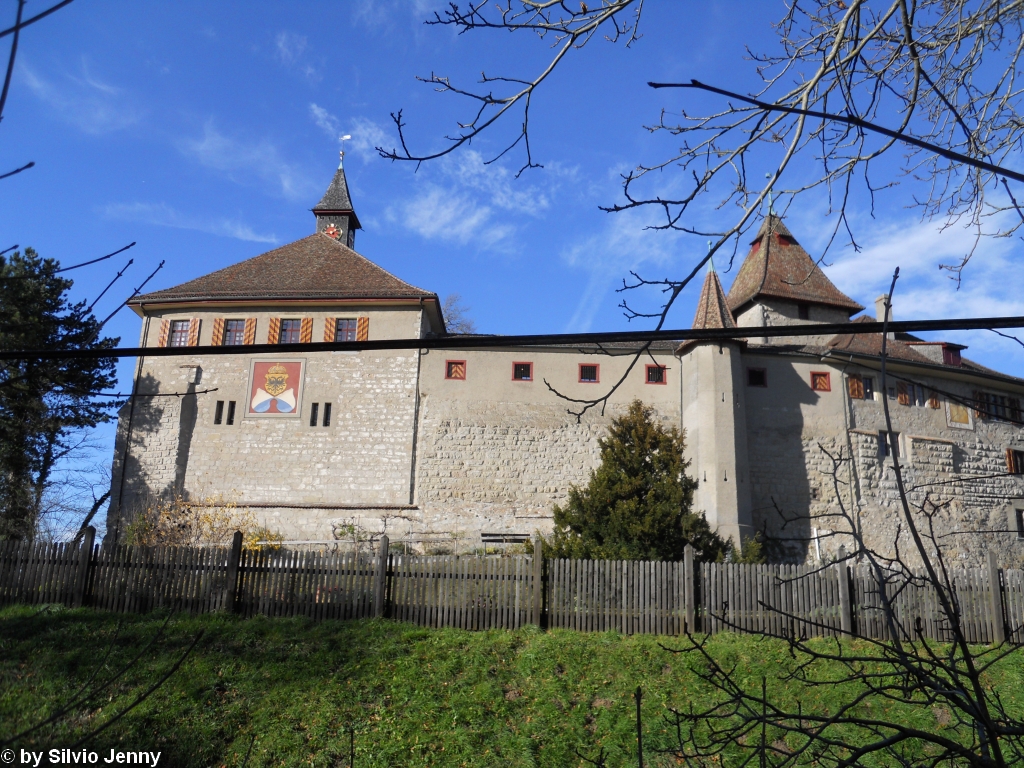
(313, 153), (361, 247)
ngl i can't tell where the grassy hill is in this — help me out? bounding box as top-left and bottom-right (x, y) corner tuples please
(1, 606), (1022, 766)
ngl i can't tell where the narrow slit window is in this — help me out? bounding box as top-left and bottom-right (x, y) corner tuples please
(445, 360), (466, 380)
(646, 365), (666, 384)
(864, 377), (874, 400)
(579, 364), (599, 383)
(322, 402), (332, 427)
(310, 403), (319, 427)
(1016, 508), (1024, 539)
(880, 431), (901, 459)
(226, 401), (236, 425)
(214, 401), (224, 425)
(747, 368), (767, 387)
(512, 362), (532, 381)
(810, 371), (831, 392)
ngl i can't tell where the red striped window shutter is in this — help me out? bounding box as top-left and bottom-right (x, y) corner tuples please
(187, 318), (201, 346)
(243, 318), (257, 345)
(324, 317), (337, 342)
(157, 319), (170, 348)
(356, 316), (369, 342)
(300, 317), (313, 344)
(211, 318), (225, 346)
(1007, 449), (1018, 475)
(268, 317), (281, 345)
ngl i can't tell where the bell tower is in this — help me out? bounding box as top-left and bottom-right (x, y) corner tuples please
(313, 151), (362, 248)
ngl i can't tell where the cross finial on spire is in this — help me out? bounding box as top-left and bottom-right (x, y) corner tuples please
(339, 134), (351, 168)
(765, 172), (774, 215)
(707, 240), (715, 273)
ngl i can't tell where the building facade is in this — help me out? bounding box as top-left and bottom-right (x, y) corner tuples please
(108, 161), (1024, 565)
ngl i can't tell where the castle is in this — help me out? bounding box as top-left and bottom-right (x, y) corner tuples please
(108, 158), (1024, 565)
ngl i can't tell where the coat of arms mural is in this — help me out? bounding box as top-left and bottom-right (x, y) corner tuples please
(247, 359), (305, 417)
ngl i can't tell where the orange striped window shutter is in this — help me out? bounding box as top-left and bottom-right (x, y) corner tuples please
(243, 318), (257, 345)
(356, 316), (369, 342)
(157, 319), (170, 348)
(268, 317), (281, 345)
(324, 317), (337, 342)
(896, 382), (910, 406)
(211, 318), (225, 346)
(187, 318), (202, 346)
(300, 317), (313, 344)
(846, 374), (864, 400)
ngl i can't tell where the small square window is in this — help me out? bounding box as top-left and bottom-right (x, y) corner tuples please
(579, 364), (599, 383)
(280, 319), (302, 344)
(646, 365), (667, 385)
(747, 368), (767, 387)
(446, 360), (467, 380)
(797, 304), (810, 320)
(512, 362), (533, 381)
(223, 319), (246, 346)
(810, 371), (831, 392)
(888, 387), (897, 401)
(335, 319), (358, 342)
(169, 319), (190, 347)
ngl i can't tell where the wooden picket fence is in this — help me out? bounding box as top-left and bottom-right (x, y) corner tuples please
(1, 530), (1022, 643)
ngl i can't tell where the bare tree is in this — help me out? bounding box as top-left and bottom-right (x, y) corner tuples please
(379, 1), (1024, 414)
(442, 292), (478, 334)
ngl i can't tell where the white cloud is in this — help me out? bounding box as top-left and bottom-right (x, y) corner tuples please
(390, 149), (557, 250)
(19, 61), (142, 135)
(274, 31), (307, 65)
(353, 0), (435, 28)
(346, 116), (391, 162)
(102, 202), (278, 244)
(562, 208), (687, 332)
(310, 103), (341, 139)
(177, 121), (317, 201)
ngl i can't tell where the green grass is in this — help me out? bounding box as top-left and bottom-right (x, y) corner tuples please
(1, 605), (1023, 767)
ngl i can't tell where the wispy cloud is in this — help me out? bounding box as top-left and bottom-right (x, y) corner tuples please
(353, 0), (435, 28)
(103, 202), (278, 244)
(561, 208), (687, 332)
(388, 150), (559, 250)
(19, 61), (142, 134)
(308, 107), (390, 164)
(274, 31), (320, 82)
(310, 103), (340, 139)
(177, 120), (317, 200)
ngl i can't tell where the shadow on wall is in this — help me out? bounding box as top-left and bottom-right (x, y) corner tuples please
(747, 360), (818, 563)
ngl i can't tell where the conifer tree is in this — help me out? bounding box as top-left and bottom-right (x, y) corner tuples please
(546, 399), (729, 562)
(0, 248), (118, 539)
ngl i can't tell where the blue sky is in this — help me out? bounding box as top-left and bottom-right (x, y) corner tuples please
(2, 1), (1023, 527)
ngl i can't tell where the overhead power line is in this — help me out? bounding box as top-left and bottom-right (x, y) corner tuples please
(0, 316), (1021, 362)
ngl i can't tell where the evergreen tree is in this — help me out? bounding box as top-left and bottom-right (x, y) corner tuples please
(0, 248), (118, 539)
(546, 399), (730, 562)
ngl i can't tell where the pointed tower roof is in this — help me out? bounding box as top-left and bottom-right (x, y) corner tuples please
(692, 264), (736, 329)
(312, 155), (361, 230)
(726, 215), (863, 315)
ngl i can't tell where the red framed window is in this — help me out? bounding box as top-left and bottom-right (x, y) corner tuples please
(646, 365), (667, 385)
(512, 362), (533, 381)
(810, 371), (831, 392)
(445, 360), (467, 380)
(579, 364), (600, 383)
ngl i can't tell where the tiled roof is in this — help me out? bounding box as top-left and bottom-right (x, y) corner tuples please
(726, 215), (864, 314)
(314, 162), (355, 213)
(131, 233), (435, 304)
(692, 267), (737, 329)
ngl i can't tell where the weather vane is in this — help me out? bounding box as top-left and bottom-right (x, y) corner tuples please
(339, 134), (352, 166)
(765, 172), (774, 215)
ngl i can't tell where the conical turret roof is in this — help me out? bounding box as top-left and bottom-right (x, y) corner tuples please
(692, 265), (736, 329)
(726, 215), (863, 314)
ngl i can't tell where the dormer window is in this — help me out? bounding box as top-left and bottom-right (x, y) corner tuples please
(942, 345), (962, 366)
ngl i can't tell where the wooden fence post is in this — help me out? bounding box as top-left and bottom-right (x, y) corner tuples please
(222, 530), (243, 613)
(683, 544), (695, 634)
(532, 537), (544, 628)
(73, 526), (96, 608)
(836, 562), (853, 636)
(373, 534), (390, 618)
(987, 551), (1005, 644)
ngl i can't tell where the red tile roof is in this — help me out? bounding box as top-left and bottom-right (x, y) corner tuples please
(692, 268), (736, 329)
(131, 233), (435, 305)
(726, 216), (864, 314)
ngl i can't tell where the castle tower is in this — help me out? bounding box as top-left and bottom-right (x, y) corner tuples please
(678, 264), (753, 547)
(312, 152), (362, 248)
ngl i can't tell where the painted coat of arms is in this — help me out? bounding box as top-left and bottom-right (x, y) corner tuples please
(247, 359), (305, 417)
